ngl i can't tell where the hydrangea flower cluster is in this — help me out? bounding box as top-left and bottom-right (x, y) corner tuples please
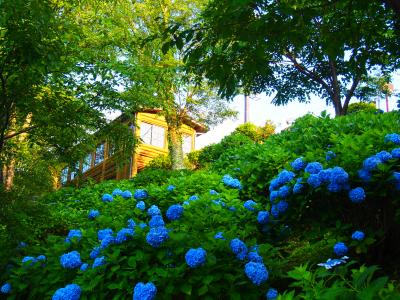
(37, 255), (46, 262)
(326, 150), (336, 161)
(112, 189), (123, 196)
(348, 187), (366, 203)
(384, 133), (400, 144)
(351, 230), (365, 241)
(167, 185), (175, 191)
(98, 228), (113, 240)
(333, 242), (348, 256)
(127, 218), (136, 229)
(248, 250), (263, 263)
(147, 205), (161, 216)
(52, 284), (81, 300)
(209, 189), (219, 195)
(100, 235), (115, 249)
(0, 283), (11, 294)
(22, 256), (36, 266)
(65, 229), (82, 243)
(222, 174), (242, 189)
(188, 195), (199, 201)
(266, 288), (278, 300)
(115, 228), (134, 244)
(185, 248), (207, 268)
(136, 201), (146, 211)
(90, 247), (100, 259)
(290, 157), (306, 171)
(146, 227), (169, 248)
(305, 162), (323, 174)
(121, 190), (132, 199)
(244, 262), (269, 286)
(244, 200), (257, 211)
(166, 204), (184, 221)
(230, 238), (248, 260)
(149, 215), (165, 228)
(88, 209), (100, 220)
(102, 193), (113, 202)
(133, 282), (157, 300)
(134, 189), (148, 200)
(80, 263), (89, 271)
(214, 232), (225, 240)
(318, 256), (349, 270)
(93, 256), (106, 268)
(60, 251), (82, 269)
(257, 211), (269, 225)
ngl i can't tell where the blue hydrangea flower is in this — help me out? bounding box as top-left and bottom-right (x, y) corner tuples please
(112, 189), (123, 196)
(22, 256), (36, 266)
(266, 288), (278, 300)
(277, 200), (289, 214)
(115, 228), (135, 244)
(305, 162), (323, 174)
(307, 174), (322, 188)
(121, 190), (133, 199)
(269, 178), (280, 191)
(136, 201), (146, 211)
(271, 205), (279, 218)
(244, 200), (257, 211)
(349, 187), (366, 203)
(102, 193), (113, 202)
(98, 228), (113, 241)
(92, 256), (106, 268)
(222, 174), (242, 189)
(65, 229), (82, 243)
(351, 230), (365, 241)
(188, 195), (199, 201)
(0, 283), (11, 294)
(133, 282), (157, 300)
(147, 205), (161, 216)
(248, 251), (263, 263)
(293, 182), (303, 194)
(52, 284), (81, 300)
(230, 238), (248, 260)
(318, 169), (332, 183)
(139, 222), (147, 229)
(18, 241), (27, 248)
(185, 248), (207, 268)
(146, 227), (169, 248)
(277, 170), (295, 185)
(290, 157), (306, 171)
(209, 189), (219, 195)
(229, 206), (237, 212)
(100, 235), (115, 249)
(134, 189), (148, 200)
(326, 150), (336, 161)
(214, 232), (225, 240)
(257, 211), (270, 225)
(376, 151), (393, 162)
(167, 185), (175, 191)
(36, 255), (46, 261)
(363, 156), (382, 171)
(212, 199), (226, 207)
(333, 242), (348, 256)
(330, 167), (349, 184)
(269, 191), (279, 202)
(318, 256), (349, 270)
(244, 262), (269, 286)
(278, 185), (291, 198)
(358, 169), (372, 182)
(166, 204), (184, 221)
(88, 209), (100, 220)
(80, 263), (89, 271)
(391, 148), (400, 158)
(60, 251), (82, 269)
(90, 247), (100, 259)
(384, 133), (400, 144)
(149, 215), (165, 228)
(127, 218), (136, 229)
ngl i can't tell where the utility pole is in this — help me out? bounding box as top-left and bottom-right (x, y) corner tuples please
(244, 94), (249, 123)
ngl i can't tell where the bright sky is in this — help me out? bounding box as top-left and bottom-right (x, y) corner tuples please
(195, 73), (400, 149)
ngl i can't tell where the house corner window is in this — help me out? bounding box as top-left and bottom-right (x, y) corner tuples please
(140, 122), (165, 148)
(82, 153), (92, 173)
(183, 134), (193, 154)
(61, 167), (68, 185)
(94, 144), (105, 165)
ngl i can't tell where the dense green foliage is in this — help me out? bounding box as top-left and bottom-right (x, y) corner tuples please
(1, 111), (399, 299)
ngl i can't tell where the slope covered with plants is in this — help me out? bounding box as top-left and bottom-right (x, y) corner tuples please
(1, 111), (400, 299)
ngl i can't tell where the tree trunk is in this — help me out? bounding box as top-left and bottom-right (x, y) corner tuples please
(3, 159), (15, 190)
(168, 125), (185, 170)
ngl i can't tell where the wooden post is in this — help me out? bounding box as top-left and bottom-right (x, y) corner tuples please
(244, 94), (249, 123)
(101, 143), (108, 181)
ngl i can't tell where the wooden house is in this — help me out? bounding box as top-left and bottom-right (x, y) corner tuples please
(60, 110), (206, 185)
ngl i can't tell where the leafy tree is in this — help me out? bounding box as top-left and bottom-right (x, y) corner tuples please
(171, 0), (399, 116)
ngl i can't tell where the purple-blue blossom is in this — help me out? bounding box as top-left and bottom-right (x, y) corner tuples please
(133, 282), (157, 300)
(257, 211), (270, 225)
(166, 204), (184, 221)
(60, 251), (82, 269)
(384, 133), (400, 144)
(333, 242), (348, 256)
(146, 227), (169, 248)
(266, 288), (278, 300)
(290, 157), (306, 171)
(244, 262), (269, 286)
(351, 230), (365, 241)
(92, 256), (106, 268)
(349, 187), (366, 203)
(149, 215), (165, 228)
(305, 162), (323, 174)
(52, 284), (81, 300)
(102, 193), (113, 202)
(244, 200), (257, 211)
(147, 205), (161, 216)
(230, 238), (248, 261)
(88, 209), (100, 220)
(136, 201), (146, 211)
(185, 248), (207, 268)
(134, 189), (148, 200)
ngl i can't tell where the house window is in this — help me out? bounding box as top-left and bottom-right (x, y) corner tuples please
(70, 163), (79, 180)
(94, 144), (105, 165)
(182, 134), (193, 153)
(61, 167), (68, 185)
(140, 122), (165, 148)
(82, 153), (92, 173)
(108, 143), (115, 157)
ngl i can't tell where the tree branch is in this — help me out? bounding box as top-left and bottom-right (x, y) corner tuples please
(343, 76), (361, 114)
(4, 125), (38, 141)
